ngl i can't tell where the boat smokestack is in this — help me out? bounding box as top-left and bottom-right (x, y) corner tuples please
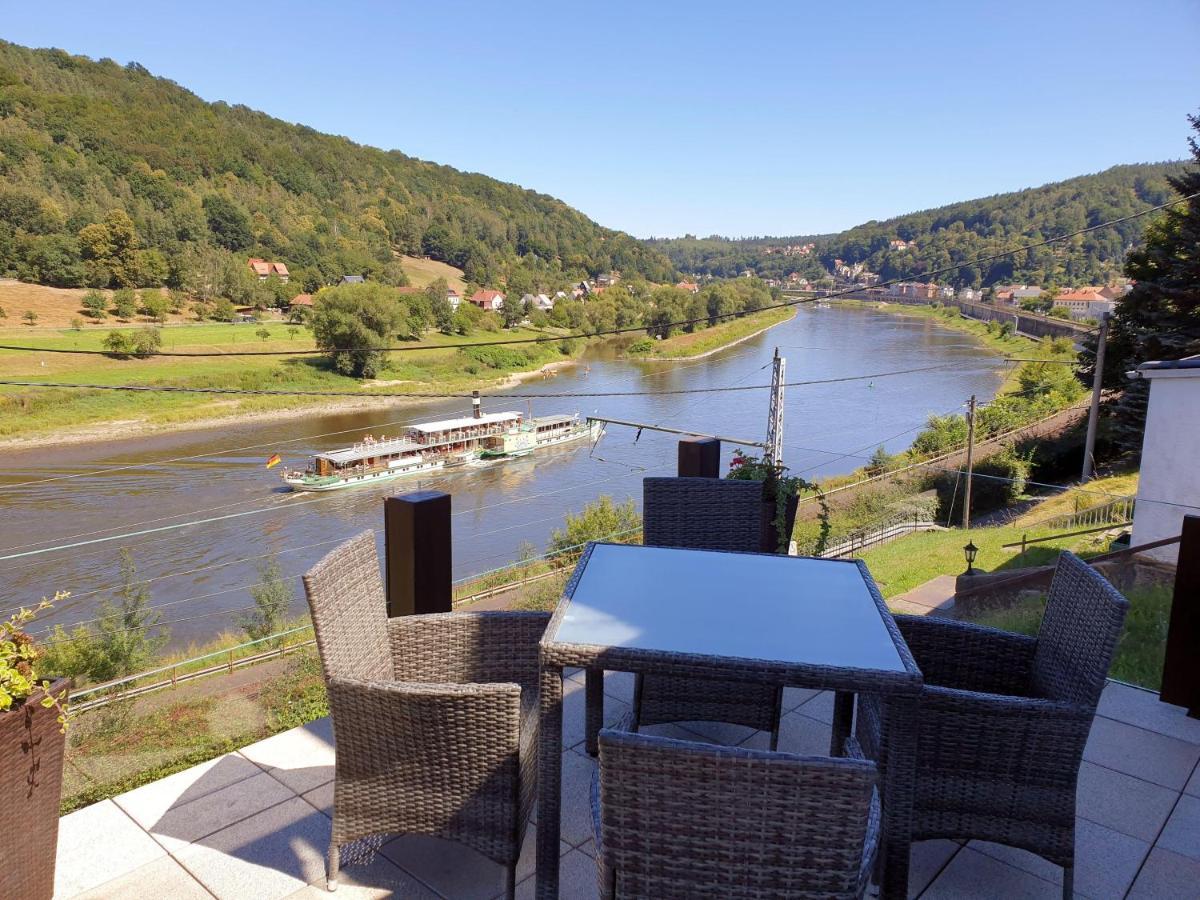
(472, 390), (481, 419)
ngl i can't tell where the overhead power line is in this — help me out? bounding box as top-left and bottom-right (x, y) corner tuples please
(0, 362), (959, 399)
(1, 190), (1194, 363)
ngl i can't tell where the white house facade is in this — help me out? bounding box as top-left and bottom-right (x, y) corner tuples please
(1130, 356), (1200, 564)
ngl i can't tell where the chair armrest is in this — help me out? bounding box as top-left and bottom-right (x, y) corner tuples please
(327, 675), (523, 777)
(915, 683), (1095, 778)
(895, 614), (1038, 695)
(387, 611), (550, 690)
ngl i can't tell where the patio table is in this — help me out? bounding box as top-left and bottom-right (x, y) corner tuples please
(536, 542), (922, 899)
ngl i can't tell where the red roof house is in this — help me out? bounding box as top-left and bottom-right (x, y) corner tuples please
(470, 290), (505, 311)
(247, 258), (290, 282)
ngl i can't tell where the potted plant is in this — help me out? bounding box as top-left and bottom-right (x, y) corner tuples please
(2, 595), (69, 900)
(726, 453), (813, 553)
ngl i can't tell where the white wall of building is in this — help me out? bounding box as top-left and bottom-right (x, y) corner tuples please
(1131, 362), (1200, 564)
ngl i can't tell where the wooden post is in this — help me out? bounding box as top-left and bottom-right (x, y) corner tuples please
(385, 491), (453, 617)
(678, 436), (721, 477)
(1161, 515), (1200, 717)
(962, 395), (976, 530)
(1082, 312), (1109, 482)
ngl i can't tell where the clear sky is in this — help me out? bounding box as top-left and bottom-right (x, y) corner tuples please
(4, 1), (1198, 238)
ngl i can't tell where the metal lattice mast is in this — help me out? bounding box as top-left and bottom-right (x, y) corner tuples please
(765, 347), (785, 466)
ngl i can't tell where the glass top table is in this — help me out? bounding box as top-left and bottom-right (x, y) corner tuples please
(535, 542), (922, 899)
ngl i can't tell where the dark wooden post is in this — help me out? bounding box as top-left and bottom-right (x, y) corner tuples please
(678, 436), (721, 478)
(384, 490), (452, 617)
(1161, 514), (1200, 717)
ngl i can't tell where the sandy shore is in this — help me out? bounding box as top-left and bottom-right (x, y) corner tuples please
(0, 358), (580, 452)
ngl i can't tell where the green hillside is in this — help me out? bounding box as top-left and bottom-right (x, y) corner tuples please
(0, 41), (674, 293)
(651, 162), (1187, 287)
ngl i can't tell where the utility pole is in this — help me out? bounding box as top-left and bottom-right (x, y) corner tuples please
(1082, 312), (1110, 483)
(765, 347), (785, 466)
(962, 394), (976, 530)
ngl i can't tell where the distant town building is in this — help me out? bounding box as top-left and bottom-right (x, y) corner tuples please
(957, 288), (978, 302)
(889, 239), (912, 251)
(446, 288), (461, 310)
(1130, 355), (1200, 564)
(470, 289), (505, 311)
(247, 258), (289, 282)
(1053, 289), (1115, 320)
(340, 275), (365, 285)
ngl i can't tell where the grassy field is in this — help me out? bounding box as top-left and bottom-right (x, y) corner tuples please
(636, 305), (796, 359)
(397, 255), (468, 293)
(0, 279), (195, 329)
(0, 320), (578, 442)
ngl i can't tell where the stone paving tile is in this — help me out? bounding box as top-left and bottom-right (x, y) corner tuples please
(906, 839), (960, 898)
(1126, 846), (1200, 898)
(54, 799), (167, 898)
(70, 856), (213, 900)
(514, 848), (598, 900)
(920, 847), (1059, 898)
(379, 828), (551, 900)
(1157, 793), (1200, 863)
(970, 817), (1149, 899)
(667, 718), (757, 745)
(1083, 716), (1200, 791)
(1098, 681), (1200, 745)
(238, 718), (335, 795)
(174, 796), (330, 900)
(111, 753), (262, 830)
(292, 850), (439, 899)
(561, 673), (631, 751)
(782, 685), (820, 711)
(1075, 760), (1179, 841)
(120, 769), (295, 854)
(795, 689), (835, 723)
(739, 710), (832, 754)
(1187, 763), (1200, 799)
(301, 780), (333, 817)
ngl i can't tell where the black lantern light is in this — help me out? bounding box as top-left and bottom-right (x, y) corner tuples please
(963, 540), (979, 575)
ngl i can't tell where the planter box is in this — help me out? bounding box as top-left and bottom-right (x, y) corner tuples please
(760, 492), (800, 554)
(1, 678), (68, 900)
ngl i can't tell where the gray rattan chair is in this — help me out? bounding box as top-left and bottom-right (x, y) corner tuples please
(302, 531), (549, 897)
(632, 477), (784, 745)
(857, 551), (1129, 899)
(591, 719), (880, 899)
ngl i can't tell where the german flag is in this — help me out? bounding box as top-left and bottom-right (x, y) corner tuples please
(265, 453), (282, 469)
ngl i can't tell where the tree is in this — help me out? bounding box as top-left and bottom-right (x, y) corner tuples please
(140, 291), (170, 323)
(287, 326), (300, 340)
(256, 327), (271, 341)
(501, 294), (525, 328)
(77, 209), (141, 287)
(203, 194), (254, 251)
(82, 289), (108, 319)
(308, 282), (407, 378)
(547, 496), (641, 560)
(1097, 112), (1200, 455)
(866, 445), (893, 476)
(112, 288), (137, 319)
(131, 326), (162, 358)
(425, 277), (454, 334)
(22, 309), (37, 326)
(86, 549), (169, 680)
(102, 330), (133, 358)
(236, 556), (295, 643)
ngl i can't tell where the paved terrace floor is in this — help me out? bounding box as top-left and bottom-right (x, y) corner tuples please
(54, 671), (1200, 900)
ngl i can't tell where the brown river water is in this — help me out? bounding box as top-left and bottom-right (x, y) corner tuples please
(0, 305), (1004, 648)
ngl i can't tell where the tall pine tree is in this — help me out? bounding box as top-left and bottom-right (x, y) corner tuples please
(1095, 113), (1200, 455)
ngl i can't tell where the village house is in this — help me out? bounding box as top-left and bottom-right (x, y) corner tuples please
(247, 258), (289, 282)
(532, 293), (554, 311)
(1053, 288), (1116, 320)
(340, 275), (365, 285)
(957, 287), (978, 302)
(889, 239), (912, 251)
(287, 293), (313, 311)
(595, 272), (619, 287)
(446, 288), (461, 310)
(470, 289), (505, 311)
(675, 280), (700, 293)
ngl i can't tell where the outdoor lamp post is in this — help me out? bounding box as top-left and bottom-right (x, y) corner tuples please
(963, 540), (979, 576)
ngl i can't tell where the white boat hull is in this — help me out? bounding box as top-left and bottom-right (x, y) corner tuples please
(283, 459), (444, 492)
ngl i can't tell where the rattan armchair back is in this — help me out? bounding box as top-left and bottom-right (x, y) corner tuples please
(593, 726), (880, 899)
(642, 477), (762, 551)
(1033, 550), (1130, 709)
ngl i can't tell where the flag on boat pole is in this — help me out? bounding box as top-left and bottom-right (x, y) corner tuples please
(266, 453), (282, 468)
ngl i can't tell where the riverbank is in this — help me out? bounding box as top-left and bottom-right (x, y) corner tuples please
(627, 305), (796, 359)
(0, 322), (587, 448)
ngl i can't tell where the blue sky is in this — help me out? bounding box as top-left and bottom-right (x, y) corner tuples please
(4, 1), (1197, 238)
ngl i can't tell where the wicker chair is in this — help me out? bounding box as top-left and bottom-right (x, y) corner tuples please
(857, 551), (1129, 899)
(632, 477), (784, 745)
(302, 531), (549, 897)
(591, 719), (880, 899)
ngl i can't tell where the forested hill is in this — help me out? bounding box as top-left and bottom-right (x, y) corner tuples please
(0, 41), (674, 292)
(650, 162), (1187, 288)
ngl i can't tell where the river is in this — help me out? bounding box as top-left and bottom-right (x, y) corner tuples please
(0, 305), (1004, 648)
